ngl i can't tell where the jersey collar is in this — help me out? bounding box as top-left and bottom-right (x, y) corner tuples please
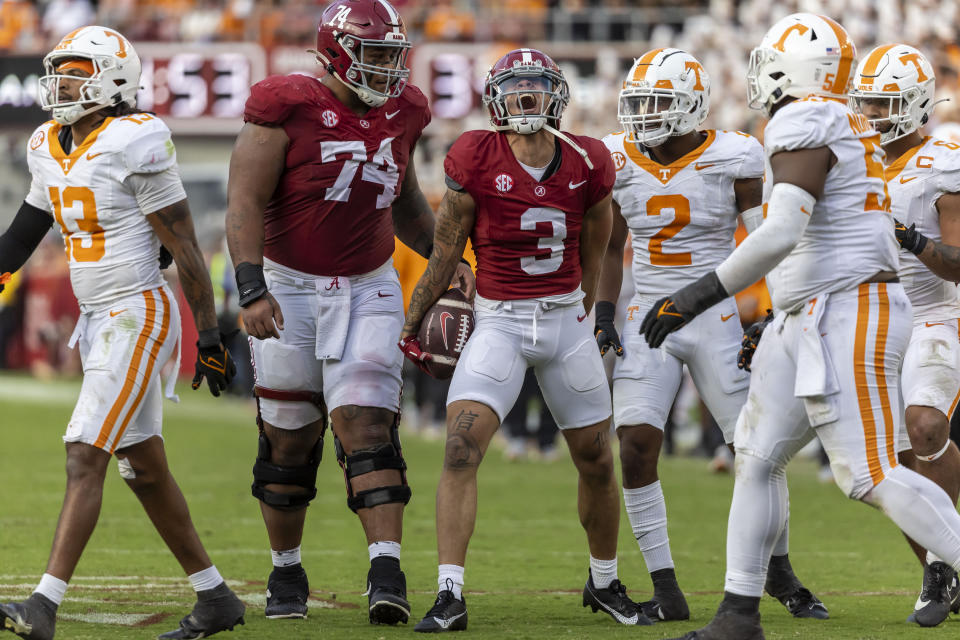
(623, 129), (716, 185)
(48, 118), (114, 175)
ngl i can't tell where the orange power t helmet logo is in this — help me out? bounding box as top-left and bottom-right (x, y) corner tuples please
(772, 24), (809, 52)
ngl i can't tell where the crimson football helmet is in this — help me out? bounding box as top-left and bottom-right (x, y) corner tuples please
(482, 48), (569, 135)
(314, 0), (411, 107)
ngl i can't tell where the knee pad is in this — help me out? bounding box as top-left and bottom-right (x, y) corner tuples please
(251, 431), (324, 512)
(335, 420), (411, 513)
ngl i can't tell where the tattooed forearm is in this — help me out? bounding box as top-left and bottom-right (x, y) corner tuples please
(147, 202), (217, 332)
(924, 242), (960, 283)
(393, 185), (436, 258)
(403, 189), (474, 333)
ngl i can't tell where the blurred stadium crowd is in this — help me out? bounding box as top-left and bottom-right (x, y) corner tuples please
(3, 0), (960, 461)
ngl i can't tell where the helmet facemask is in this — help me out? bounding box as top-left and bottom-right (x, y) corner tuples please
(619, 87), (698, 148)
(747, 48), (791, 116)
(40, 56), (127, 125)
(851, 87), (933, 144)
(332, 34), (410, 107)
(484, 65), (568, 135)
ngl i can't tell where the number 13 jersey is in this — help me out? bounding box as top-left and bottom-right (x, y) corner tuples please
(602, 129), (764, 296)
(444, 130), (615, 300)
(24, 114), (183, 309)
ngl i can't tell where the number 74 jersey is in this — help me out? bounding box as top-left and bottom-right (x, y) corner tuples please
(602, 129), (764, 296)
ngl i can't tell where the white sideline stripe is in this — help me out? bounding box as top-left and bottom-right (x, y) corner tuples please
(59, 613), (154, 626)
(239, 593), (339, 609)
(0, 595), (188, 607)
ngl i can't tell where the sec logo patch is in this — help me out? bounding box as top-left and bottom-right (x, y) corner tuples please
(495, 173), (513, 192)
(359, 119), (371, 129)
(321, 110), (339, 128)
(612, 151), (626, 171)
(29, 129), (45, 150)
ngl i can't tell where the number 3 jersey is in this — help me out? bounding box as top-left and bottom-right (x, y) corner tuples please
(602, 129), (764, 296)
(24, 114), (185, 309)
(444, 130), (615, 300)
(886, 136), (960, 322)
(243, 75), (431, 276)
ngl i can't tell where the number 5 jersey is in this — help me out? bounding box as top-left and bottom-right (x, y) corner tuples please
(243, 74), (431, 277)
(24, 113), (185, 309)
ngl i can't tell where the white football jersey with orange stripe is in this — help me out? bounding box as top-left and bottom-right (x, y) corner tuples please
(885, 135), (960, 322)
(603, 129), (764, 295)
(24, 113), (183, 309)
(763, 98), (900, 312)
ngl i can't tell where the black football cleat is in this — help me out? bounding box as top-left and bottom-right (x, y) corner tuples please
(907, 561), (959, 627)
(639, 590), (690, 622)
(582, 571), (653, 626)
(764, 559), (828, 620)
(666, 608), (765, 640)
(367, 562), (410, 625)
(0, 593), (57, 640)
(264, 564), (309, 619)
(157, 582), (245, 639)
(414, 590), (467, 633)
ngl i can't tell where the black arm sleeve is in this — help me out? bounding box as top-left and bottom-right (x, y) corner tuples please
(0, 201), (54, 275)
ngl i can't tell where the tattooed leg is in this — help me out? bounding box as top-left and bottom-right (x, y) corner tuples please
(563, 420), (619, 560)
(436, 400), (500, 567)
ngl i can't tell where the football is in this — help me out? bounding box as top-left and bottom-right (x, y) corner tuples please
(417, 288), (475, 379)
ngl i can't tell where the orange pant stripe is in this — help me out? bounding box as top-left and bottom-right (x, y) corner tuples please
(854, 284), (885, 485)
(874, 283), (898, 469)
(94, 290), (159, 450)
(109, 288), (171, 453)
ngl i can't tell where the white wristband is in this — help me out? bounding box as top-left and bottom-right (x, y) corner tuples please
(740, 205), (764, 233)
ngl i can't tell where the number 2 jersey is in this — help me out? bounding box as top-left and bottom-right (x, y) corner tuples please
(243, 74), (431, 276)
(762, 98), (899, 312)
(24, 114), (185, 309)
(602, 129), (764, 295)
(444, 130), (615, 300)
(885, 135), (960, 322)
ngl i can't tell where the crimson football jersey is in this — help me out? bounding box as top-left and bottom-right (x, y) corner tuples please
(444, 130), (615, 300)
(244, 74), (431, 276)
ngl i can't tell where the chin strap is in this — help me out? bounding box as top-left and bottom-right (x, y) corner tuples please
(543, 124), (594, 170)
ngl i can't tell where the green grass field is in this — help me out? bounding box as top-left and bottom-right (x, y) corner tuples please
(1, 371), (958, 639)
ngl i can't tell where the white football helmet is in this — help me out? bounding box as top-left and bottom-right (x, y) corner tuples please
(618, 48), (710, 148)
(39, 26), (141, 125)
(850, 44), (936, 143)
(747, 13), (856, 116)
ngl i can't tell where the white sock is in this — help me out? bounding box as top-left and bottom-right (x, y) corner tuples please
(864, 466), (960, 571)
(272, 546), (301, 568)
(772, 512), (790, 557)
(590, 556), (618, 589)
(33, 574), (67, 606)
(724, 452), (789, 597)
(623, 482), (674, 572)
(188, 565), (224, 592)
(369, 541), (401, 562)
(438, 564), (464, 600)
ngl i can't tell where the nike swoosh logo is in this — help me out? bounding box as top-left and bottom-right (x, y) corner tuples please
(385, 110), (400, 120)
(721, 313), (735, 322)
(800, 206), (810, 215)
(926, 322), (945, 327)
(433, 612), (466, 629)
(900, 176), (917, 184)
(569, 180), (587, 189)
(109, 309), (126, 317)
(440, 311), (453, 350)
(577, 313), (587, 322)
(694, 162), (715, 170)
(377, 291), (393, 297)
(86, 152), (103, 160)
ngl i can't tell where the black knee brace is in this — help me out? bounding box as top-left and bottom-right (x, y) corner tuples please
(335, 419), (411, 513)
(251, 386), (327, 512)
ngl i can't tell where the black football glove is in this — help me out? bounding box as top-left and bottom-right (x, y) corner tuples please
(640, 272), (729, 348)
(894, 218), (928, 255)
(192, 331), (236, 397)
(738, 309), (774, 372)
(594, 301), (623, 356)
(159, 245), (173, 269)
